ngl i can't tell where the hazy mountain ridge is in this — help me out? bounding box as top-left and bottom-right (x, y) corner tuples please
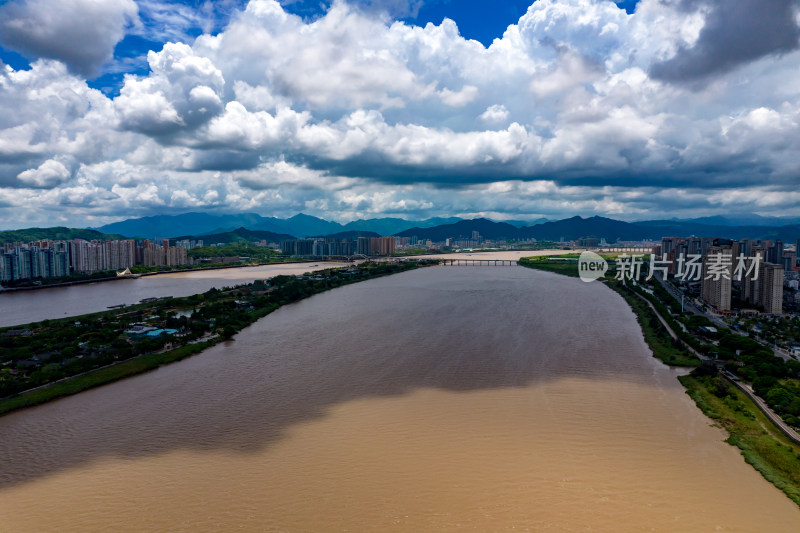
(395, 218), (526, 240)
(96, 213), (471, 238)
(172, 227), (296, 245)
(0, 227), (128, 245)
(395, 216), (800, 243)
(29, 212), (798, 245)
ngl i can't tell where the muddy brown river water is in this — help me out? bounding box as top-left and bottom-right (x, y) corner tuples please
(1, 265), (797, 531)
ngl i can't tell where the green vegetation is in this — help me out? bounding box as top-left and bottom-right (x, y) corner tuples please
(680, 371), (800, 507)
(609, 281), (700, 367)
(517, 256), (581, 277)
(0, 226), (128, 244)
(0, 342), (212, 416)
(187, 242), (282, 261)
(0, 260), (434, 416)
(520, 252), (800, 507)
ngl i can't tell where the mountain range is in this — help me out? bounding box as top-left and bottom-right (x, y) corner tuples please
(0, 227), (127, 245)
(397, 216), (800, 243)
(3, 213), (796, 247)
(94, 213), (465, 239)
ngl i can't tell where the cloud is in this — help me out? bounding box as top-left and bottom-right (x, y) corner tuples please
(649, 0), (800, 83)
(480, 104), (510, 124)
(0, 0), (139, 77)
(281, 0), (425, 19)
(347, 0), (425, 18)
(439, 85), (479, 106)
(17, 158), (72, 187)
(2, 0), (800, 228)
(114, 42), (225, 135)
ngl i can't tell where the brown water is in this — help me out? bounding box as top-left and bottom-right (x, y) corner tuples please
(1, 266), (798, 531)
(0, 262), (347, 327)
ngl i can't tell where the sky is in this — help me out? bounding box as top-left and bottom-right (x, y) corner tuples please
(1, 0), (800, 229)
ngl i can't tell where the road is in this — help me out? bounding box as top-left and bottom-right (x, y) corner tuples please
(723, 376), (800, 445)
(628, 288), (708, 362)
(652, 274), (796, 362)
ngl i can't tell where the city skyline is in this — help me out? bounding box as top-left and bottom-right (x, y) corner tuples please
(2, 0), (800, 229)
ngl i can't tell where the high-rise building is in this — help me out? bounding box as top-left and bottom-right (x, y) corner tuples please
(0, 252), (12, 282)
(377, 236), (395, 256)
(369, 237), (380, 256)
(738, 238), (750, 257)
(761, 263), (784, 315)
(767, 240), (784, 265)
(743, 248), (765, 306)
(783, 253), (796, 271)
(357, 237), (370, 255)
(280, 240), (296, 255)
(796, 238), (800, 266)
(701, 246), (732, 311)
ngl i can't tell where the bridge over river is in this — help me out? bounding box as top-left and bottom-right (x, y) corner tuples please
(438, 259), (517, 266)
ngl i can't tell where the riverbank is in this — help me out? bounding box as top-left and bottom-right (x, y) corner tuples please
(680, 372), (800, 506)
(517, 256), (698, 368)
(518, 256), (800, 508)
(0, 261), (430, 417)
(0, 275), (129, 291)
(0, 259), (325, 292)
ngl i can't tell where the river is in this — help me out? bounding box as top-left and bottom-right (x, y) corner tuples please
(1, 264), (798, 531)
(0, 262), (347, 328)
(0, 250), (570, 328)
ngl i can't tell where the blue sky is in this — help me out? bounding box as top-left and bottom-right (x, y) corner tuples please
(0, 0), (798, 229)
(1, 0), (641, 96)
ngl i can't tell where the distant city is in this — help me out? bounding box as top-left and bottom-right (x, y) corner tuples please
(654, 237), (800, 316)
(2, 226), (799, 318)
(0, 239), (193, 282)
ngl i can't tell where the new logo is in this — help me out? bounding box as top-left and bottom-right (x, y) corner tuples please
(578, 251), (608, 282)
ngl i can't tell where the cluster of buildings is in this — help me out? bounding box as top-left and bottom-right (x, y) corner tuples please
(654, 237), (799, 315)
(278, 232), (530, 257)
(1, 238), (191, 283)
(280, 236), (397, 257)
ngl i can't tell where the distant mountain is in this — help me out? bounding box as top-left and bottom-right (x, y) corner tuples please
(92, 212), (800, 244)
(95, 212), (273, 239)
(342, 216), (462, 235)
(633, 219), (800, 242)
(395, 216), (639, 242)
(680, 214), (800, 227)
(318, 230), (381, 239)
(502, 218), (549, 228)
(396, 218), (526, 241)
(395, 216), (800, 243)
(275, 213), (343, 237)
(0, 227), (128, 245)
(95, 212), (464, 238)
(525, 216), (642, 241)
(527, 217), (800, 242)
(174, 227), (295, 245)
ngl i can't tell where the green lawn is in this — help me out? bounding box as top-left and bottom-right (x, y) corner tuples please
(680, 373), (800, 507)
(0, 342), (212, 416)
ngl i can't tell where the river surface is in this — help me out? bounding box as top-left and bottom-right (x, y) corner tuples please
(1, 265), (798, 531)
(0, 250), (569, 328)
(0, 262), (347, 328)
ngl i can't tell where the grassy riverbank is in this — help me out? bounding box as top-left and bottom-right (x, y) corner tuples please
(0, 261), (430, 417)
(609, 283), (700, 367)
(680, 372), (800, 507)
(519, 255), (800, 508)
(0, 342), (212, 416)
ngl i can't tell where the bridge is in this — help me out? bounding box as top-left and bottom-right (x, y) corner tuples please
(439, 259), (517, 266)
(596, 246), (653, 253)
